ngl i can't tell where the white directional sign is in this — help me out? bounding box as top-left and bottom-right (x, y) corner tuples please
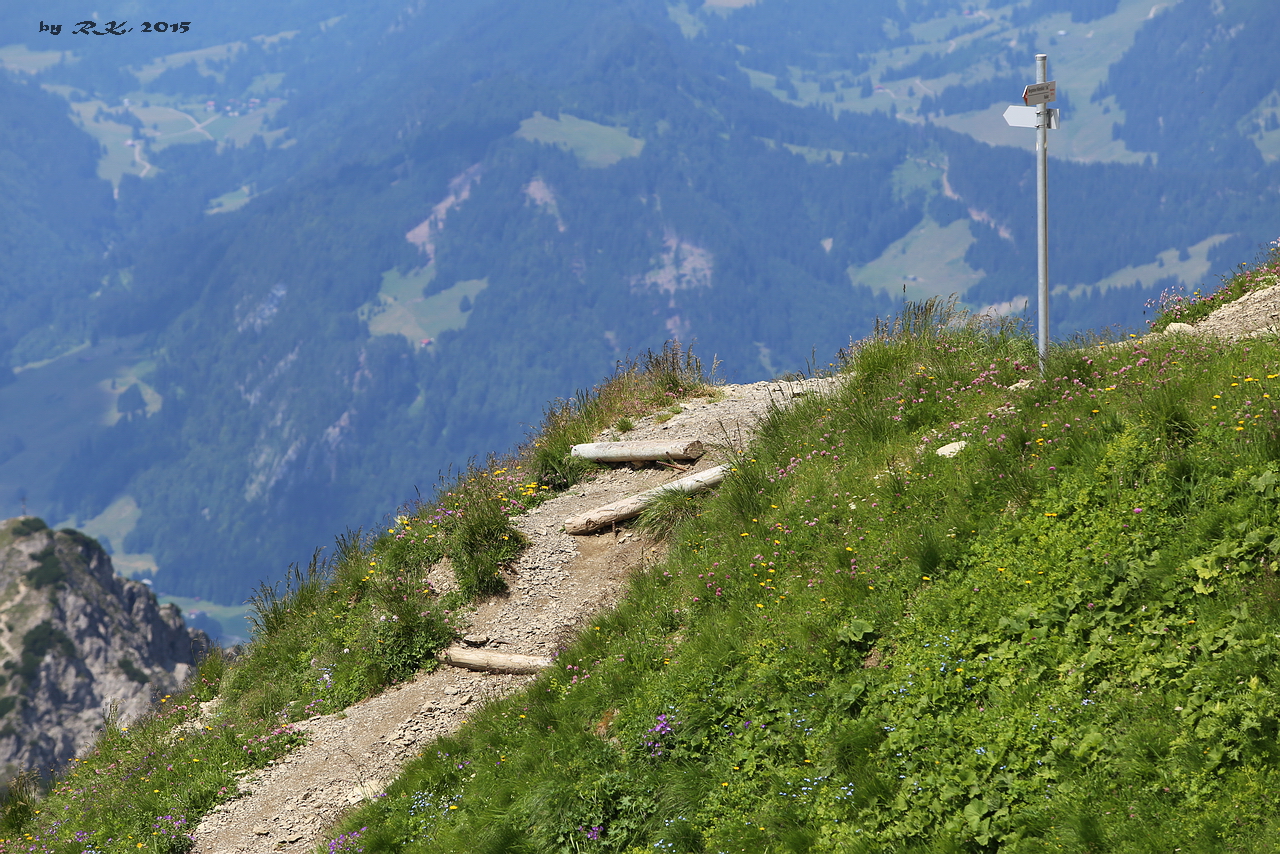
(1022, 81), (1056, 105)
(1003, 105), (1060, 129)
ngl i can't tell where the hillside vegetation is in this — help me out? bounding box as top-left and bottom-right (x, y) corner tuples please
(325, 301), (1280, 853)
(8, 256), (1280, 850)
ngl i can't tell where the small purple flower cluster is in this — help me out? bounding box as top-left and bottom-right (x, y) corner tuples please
(1145, 240), (1280, 328)
(329, 826), (367, 853)
(696, 569), (726, 597)
(424, 506), (463, 526)
(152, 813), (195, 847)
(565, 663), (591, 686)
(643, 712), (680, 757)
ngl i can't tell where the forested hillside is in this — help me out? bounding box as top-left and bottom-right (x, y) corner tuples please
(0, 74), (112, 373)
(1, 0), (1279, 609)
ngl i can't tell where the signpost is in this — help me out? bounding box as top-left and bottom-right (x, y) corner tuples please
(1022, 81), (1056, 105)
(1002, 105), (1058, 129)
(1002, 55), (1059, 373)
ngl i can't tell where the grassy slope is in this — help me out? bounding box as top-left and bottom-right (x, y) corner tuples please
(10, 256), (1280, 849)
(327, 290), (1280, 850)
(330, 303), (1280, 851)
(515, 113), (646, 169)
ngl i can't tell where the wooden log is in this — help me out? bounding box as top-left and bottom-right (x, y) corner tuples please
(439, 646), (552, 674)
(571, 440), (706, 463)
(562, 464), (730, 535)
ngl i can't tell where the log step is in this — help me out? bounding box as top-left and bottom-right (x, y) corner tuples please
(439, 646), (553, 674)
(563, 464), (729, 535)
(571, 439), (705, 463)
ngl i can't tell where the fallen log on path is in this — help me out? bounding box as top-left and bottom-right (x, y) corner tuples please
(563, 464), (730, 535)
(571, 439), (706, 463)
(439, 646), (553, 674)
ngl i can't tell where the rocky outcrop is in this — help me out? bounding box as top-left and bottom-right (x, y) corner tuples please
(0, 516), (209, 780)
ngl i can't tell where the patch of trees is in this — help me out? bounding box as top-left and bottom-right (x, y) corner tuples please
(18, 622), (75, 682)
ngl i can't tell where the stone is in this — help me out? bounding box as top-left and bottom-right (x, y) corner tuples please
(0, 517), (211, 777)
(935, 441), (967, 458)
(1164, 322), (1195, 334)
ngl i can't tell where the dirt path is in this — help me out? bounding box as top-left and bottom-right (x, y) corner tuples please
(191, 377), (835, 853)
(156, 106), (218, 142)
(185, 111), (220, 140)
(132, 143), (153, 178)
(1165, 282), (1280, 341)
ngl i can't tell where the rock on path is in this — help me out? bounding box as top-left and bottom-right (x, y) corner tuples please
(1169, 282), (1280, 341)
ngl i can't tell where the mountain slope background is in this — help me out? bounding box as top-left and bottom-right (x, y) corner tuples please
(1, 0), (1279, 610)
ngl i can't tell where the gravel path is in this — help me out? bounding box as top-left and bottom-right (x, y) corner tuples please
(191, 377), (836, 853)
(1167, 283), (1280, 341)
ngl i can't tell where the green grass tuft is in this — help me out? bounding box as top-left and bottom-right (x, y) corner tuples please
(23, 546), (65, 589)
(9, 517), (47, 538)
(529, 343), (716, 490)
(117, 658), (149, 685)
(636, 490), (705, 540)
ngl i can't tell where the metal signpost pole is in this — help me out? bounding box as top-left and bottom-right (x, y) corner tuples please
(1035, 54), (1049, 374)
(1003, 60), (1057, 373)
